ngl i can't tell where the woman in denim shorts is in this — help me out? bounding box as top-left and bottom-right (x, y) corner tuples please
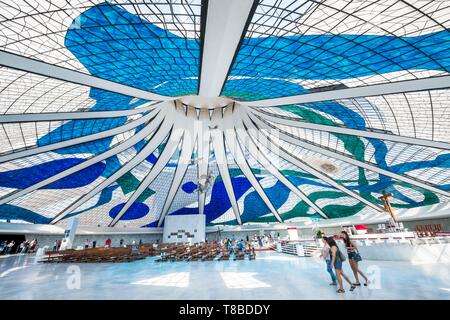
(326, 237), (355, 294)
(341, 231), (369, 287)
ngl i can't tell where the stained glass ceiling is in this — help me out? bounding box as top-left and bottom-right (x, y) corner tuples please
(0, 0), (449, 228)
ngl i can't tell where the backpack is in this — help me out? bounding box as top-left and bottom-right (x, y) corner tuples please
(337, 247), (346, 261)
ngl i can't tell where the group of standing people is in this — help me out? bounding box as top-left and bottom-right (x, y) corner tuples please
(1, 237), (148, 255)
(84, 239), (98, 249)
(320, 231), (369, 294)
(0, 239), (38, 255)
(52, 238), (140, 250)
(222, 238), (255, 255)
(251, 234), (276, 248)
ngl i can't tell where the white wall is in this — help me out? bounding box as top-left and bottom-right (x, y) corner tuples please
(163, 214), (205, 244)
(336, 238), (450, 263)
(205, 229), (289, 242)
(2, 214), (449, 251)
(0, 222), (163, 249)
(25, 233), (162, 249)
(360, 243), (450, 263)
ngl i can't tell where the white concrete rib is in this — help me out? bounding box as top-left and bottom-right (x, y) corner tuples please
(241, 75), (450, 108)
(109, 124), (184, 227)
(157, 126), (198, 227)
(243, 113), (384, 213)
(0, 107), (169, 207)
(210, 108), (242, 225)
(248, 112), (450, 198)
(109, 103), (189, 226)
(197, 109), (211, 216)
(198, 0), (255, 97)
(236, 114), (328, 219)
(0, 105), (162, 164)
(0, 101), (159, 123)
(222, 107), (283, 223)
(51, 111), (171, 224)
(0, 50), (173, 102)
(250, 108), (450, 150)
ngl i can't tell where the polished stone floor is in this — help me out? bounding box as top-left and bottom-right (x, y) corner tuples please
(0, 251), (449, 300)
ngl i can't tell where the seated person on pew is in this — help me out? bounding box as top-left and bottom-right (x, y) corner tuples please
(232, 240), (244, 260)
(131, 244), (141, 256)
(237, 240), (244, 252)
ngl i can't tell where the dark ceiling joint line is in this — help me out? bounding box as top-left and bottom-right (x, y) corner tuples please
(428, 90), (435, 141)
(218, 0), (260, 96)
(197, 0), (209, 95)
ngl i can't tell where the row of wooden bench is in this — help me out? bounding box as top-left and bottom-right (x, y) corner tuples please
(40, 242), (256, 263)
(416, 224), (445, 237)
(41, 244), (157, 263)
(155, 242), (256, 262)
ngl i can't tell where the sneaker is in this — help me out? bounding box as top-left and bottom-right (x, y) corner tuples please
(330, 282), (338, 286)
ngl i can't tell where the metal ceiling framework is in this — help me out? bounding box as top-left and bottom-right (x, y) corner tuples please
(0, 0), (450, 227)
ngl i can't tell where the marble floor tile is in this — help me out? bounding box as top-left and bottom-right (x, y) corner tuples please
(0, 252), (449, 300)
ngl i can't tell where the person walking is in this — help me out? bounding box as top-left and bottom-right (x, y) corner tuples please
(320, 237), (337, 286)
(21, 241), (29, 254)
(17, 241), (25, 254)
(5, 240), (15, 255)
(29, 239), (37, 253)
(341, 231), (369, 286)
(326, 237), (355, 293)
(0, 240), (7, 254)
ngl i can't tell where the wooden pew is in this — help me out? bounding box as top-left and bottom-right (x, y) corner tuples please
(202, 243), (219, 261)
(41, 246), (146, 263)
(416, 224), (444, 237)
(234, 249), (245, 261)
(219, 247), (230, 260)
(152, 242), (255, 263)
